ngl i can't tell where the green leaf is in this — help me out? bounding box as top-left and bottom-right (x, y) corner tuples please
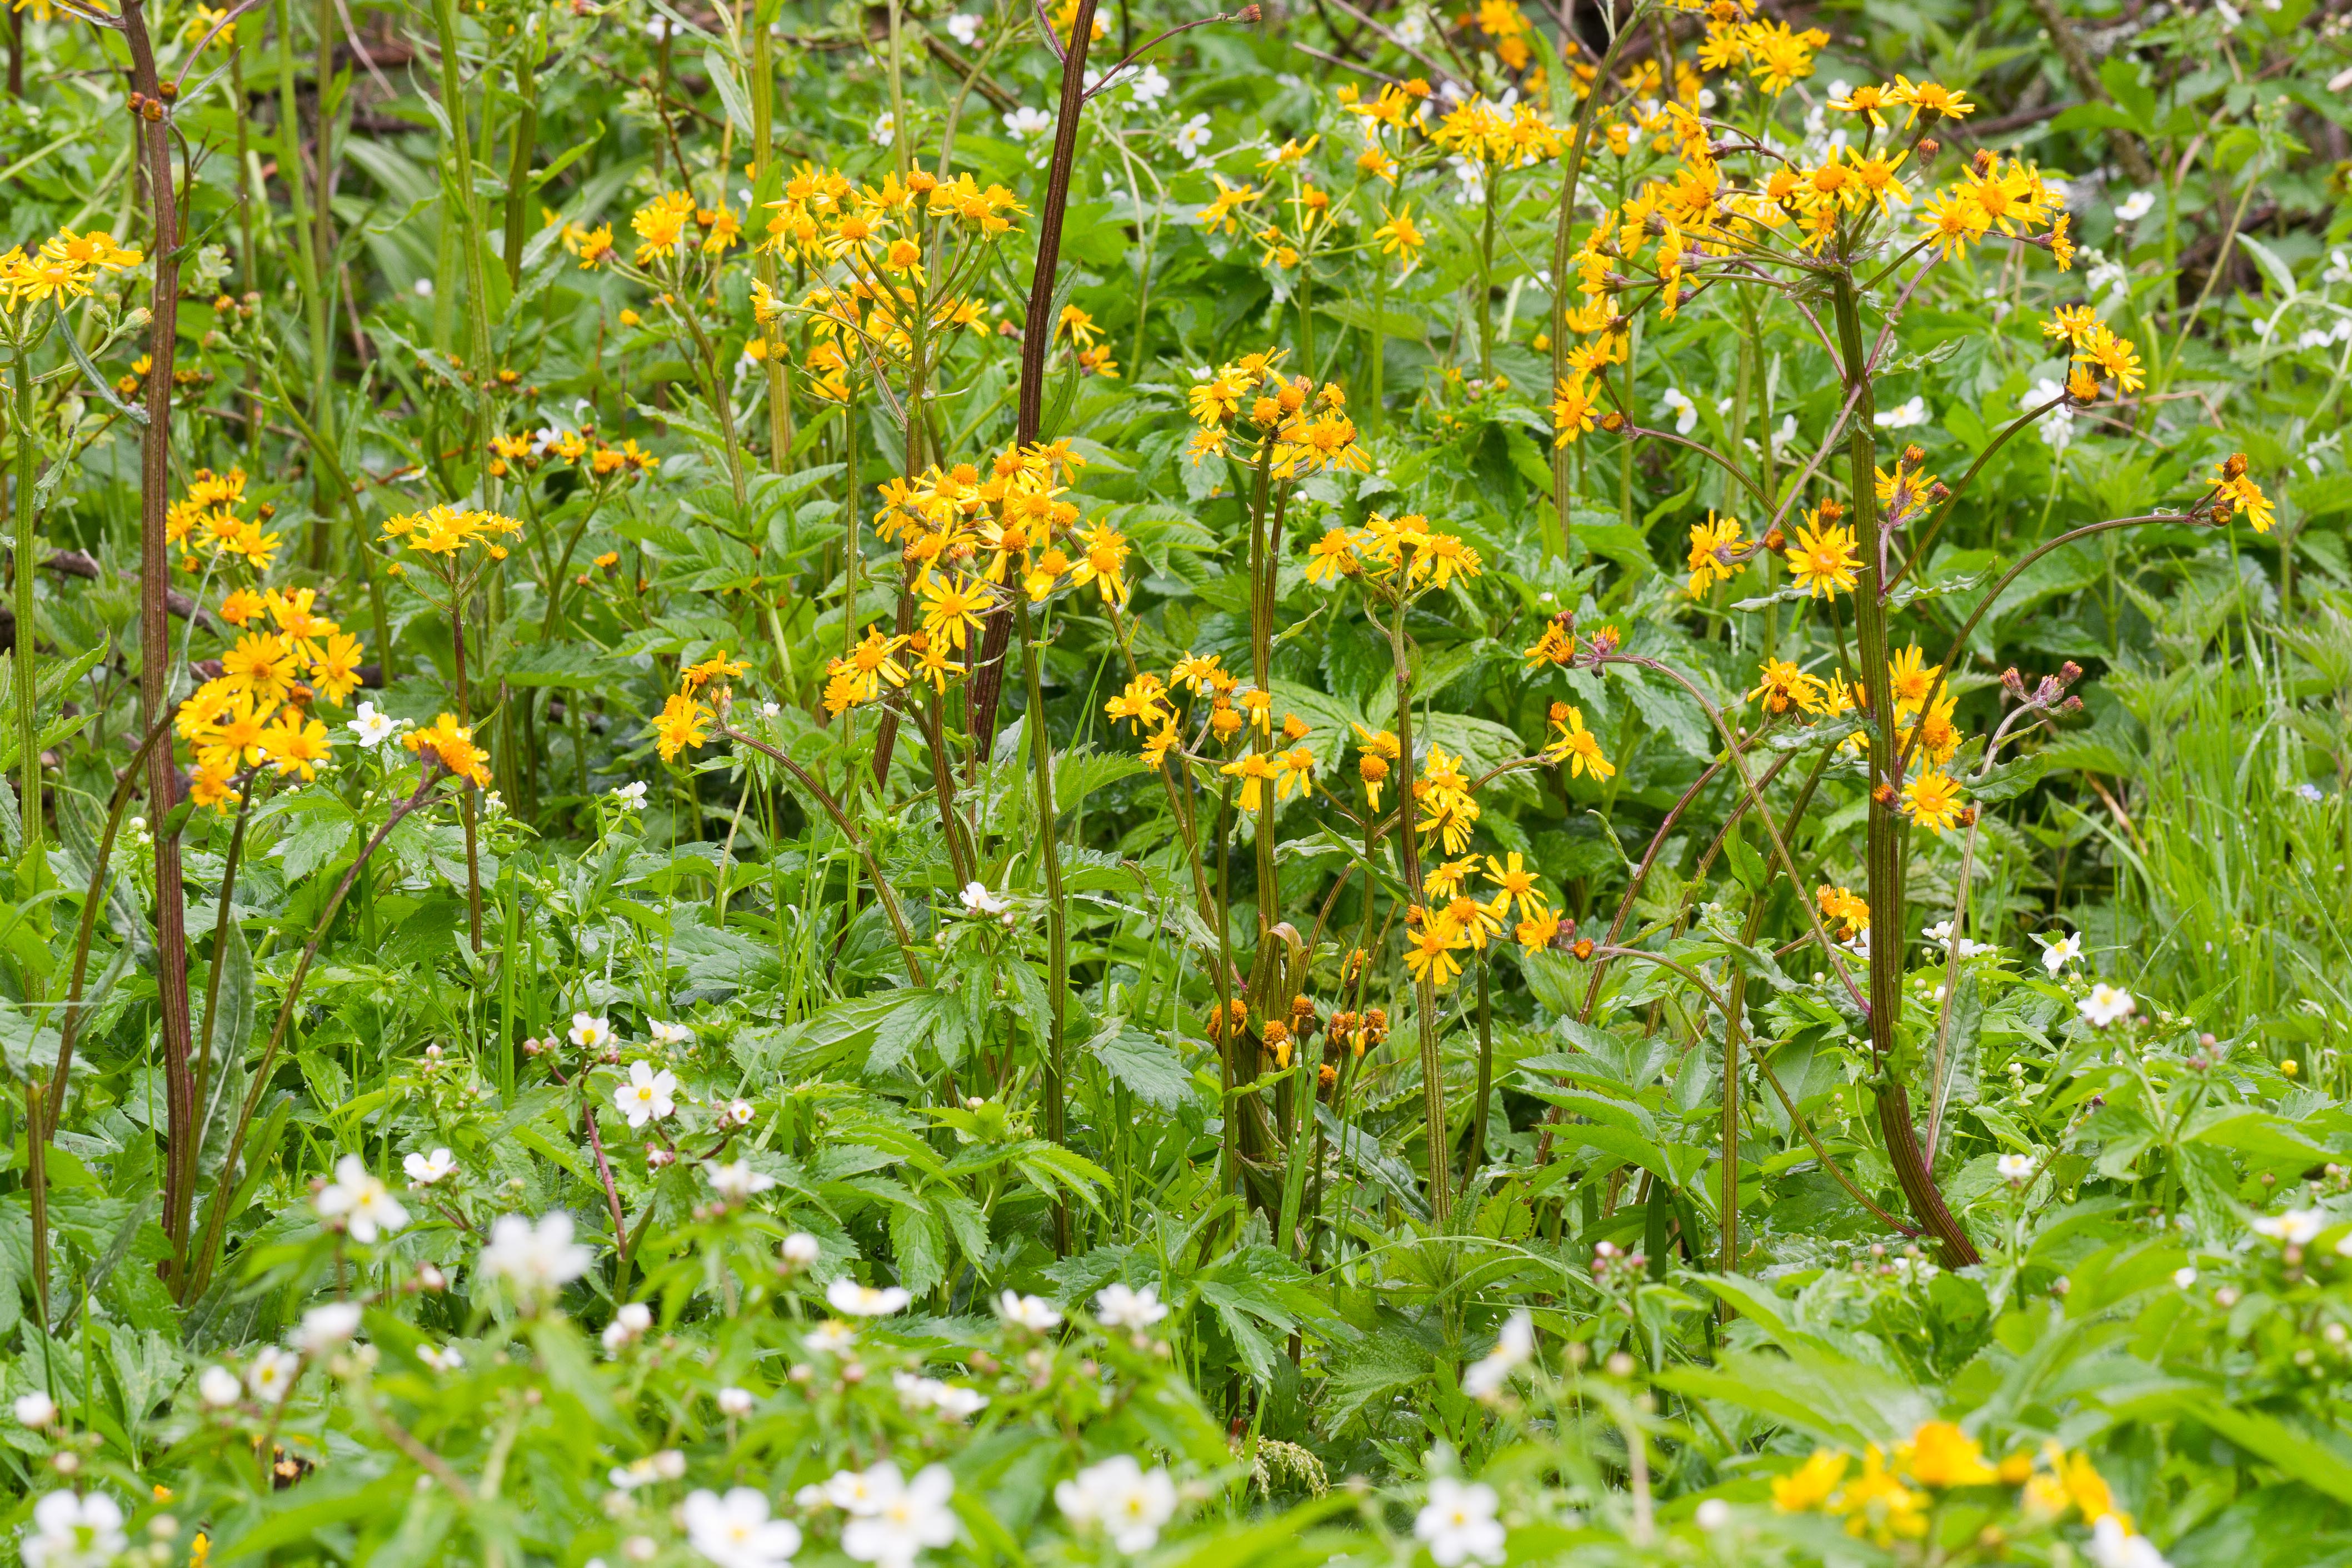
(1087, 1024), (1195, 1111)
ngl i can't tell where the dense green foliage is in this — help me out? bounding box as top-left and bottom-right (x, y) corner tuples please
(1, 0), (2350, 1564)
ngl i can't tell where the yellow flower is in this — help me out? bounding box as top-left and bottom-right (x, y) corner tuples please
(1219, 750), (1278, 812)
(1685, 511), (1747, 598)
(220, 633), (301, 706)
(258, 713), (333, 782)
(1900, 1421), (1996, 1489)
(1885, 643), (1939, 717)
(1771, 1450), (1848, 1512)
(1550, 377), (1597, 447)
(1901, 768), (1966, 835)
(1402, 907), (1468, 988)
(404, 713), (493, 787)
(1783, 520), (1860, 599)
(1484, 852), (1547, 920)
(1542, 704), (1614, 780)
(1816, 885), (1869, 938)
(1749, 658), (1826, 716)
(651, 691), (712, 762)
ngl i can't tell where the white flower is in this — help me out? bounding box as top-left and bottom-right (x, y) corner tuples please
(803, 1320), (858, 1354)
(348, 702), (399, 748)
(20, 1490), (127, 1568)
(1658, 387), (1699, 435)
(1392, 7), (1428, 44)
(2040, 930), (2083, 976)
(2089, 1514), (2170, 1568)
(1095, 1283), (1167, 1329)
(1997, 1152), (2038, 1184)
(781, 1232), (822, 1267)
(478, 1211), (595, 1305)
(1173, 113), (1213, 162)
(1922, 921), (1992, 958)
(2173, 1266), (2198, 1289)
(611, 781), (649, 811)
(1694, 1497), (1731, 1531)
(827, 1279), (912, 1317)
(2252, 1209), (2325, 1246)
(841, 1463), (958, 1568)
(571, 1012), (616, 1050)
(959, 882), (1010, 916)
(198, 1365), (242, 1407)
(725, 1100), (757, 1127)
(872, 111), (897, 148)
(613, 1061), (678, 1127)
(930, 1384), (988, 1420)
(945, 11), (981, 44)
(603, 1301), (655, 1354)
(997, 1291), (1062, 1331)
(315, 1153), (411, 1244)
(708, 1160), (777, 1202)
(13, 1391), (56, 1427)
(413, 277), (434, 298)
(1003, 106), (1054, 141)
(2089, 257), (2129, 301)
(1873, 394), (1929, 430)
(246, 1345), (298, 1402)
(1415, 1477), (1505, 1567)
(648, 1018), (695, 1046)
(2025, 377), (2076, 450)
(1461, 1310), (1534, 1400)
(1128, 63), (1171, 104)
(686, 1487), (803, 1568)
(2115, 190), (2156, 223)
(403, 1147), (458, 1186)
(1057, 1455), (1180, 1553)
(718, 1386), (756, 1416)
(2079, 984), (2136, 1027)
(292, 1301), (363, 1354)
(418, 1343), (465, 1372)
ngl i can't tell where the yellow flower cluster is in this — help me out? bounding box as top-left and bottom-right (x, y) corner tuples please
(1774, 1423), (2142, 1553)
(166, 467), (282, 572)
(381, 505), (524, 561)
(1186, 350), (1367, 478)
(651, 649), (748, 761)
(1403, 846), (1566, 980)
(403, 713), (493, 788)
(1427, 97), (1563, 172)
(2043, 303), (2146, 400)
(1301, 511), (1481, 593)
(0, 228), (141, 311)
(484, 428), (657, 481)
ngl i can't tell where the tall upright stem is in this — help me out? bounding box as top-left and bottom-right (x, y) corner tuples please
(1830, 271), (1978, 1267)
(122, 0), (198, 1270)
(1015, 593), (1069, 1255)
(12, 346), (39, 879)
(965, 0), (1097, 762)
(1387, 591), (1447, 1226)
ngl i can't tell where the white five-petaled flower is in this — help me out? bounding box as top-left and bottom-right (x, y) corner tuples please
(246, 1345), (298, 1402)
(1461, 1310), (1534, 1401)
(348, 701), (400, 748)
(1873, 394), (1929, 430)
(1694, 1498), (1731, 1532)
(1173, 113), (1213, 163)
(602, 1302), (654, 1356)
(2252, 1209), (2326, 1246)
(198, 1365), (242, 1407)
(958, 882), (1010, 917)
(2078, 983), (2136, 1027)
(1056, 1455), (1180, 1553)
(840, 1462), (958, 1568)
(1996, 1152), (2038, 1185)
(944, 11), (981, 45)
(2173, 1266), (2198, 1289)
(997, 1290), (1062, 1331)
(20, 1490), (127, 1568)
(316, 1154), (411, 1244)
(650, 1019), (693, 1045)
(611, 781), (649, 811)
(1127, 63), (1171, 104)
(2041, 930), (2083, 977)
(872, 111), (897, 148)
(1658, 387), (1698, 435)
(781, 1231), (822, 1267)
(1003, 106), (1053, 141)
(1095, 1283), (1167, 1329)
(708, 1160), (777, 1202)
(478, 1211), (595, 1305)
(2088, 1513), (2170, 1568)
(717, 1385), (756, 1416)
(725, 1099), (757, 1127)
(403, 1147), (458, 1186)
(613, 1060), (679, 1127)
(804, 1320), (858, 1354)
(12, 1391), (57, 1427)
(1415, 1477), (1506, 1567)
(292, 1301), (363, 1354)
(893, 1371), (987, 1419)
(686, 1487), (803, 1568)
(2115, 189), (2156, 223)
(571, 1012), (616, 1050)
(418, 1343), (465, 1373)
(827, 1279), (912, 1317)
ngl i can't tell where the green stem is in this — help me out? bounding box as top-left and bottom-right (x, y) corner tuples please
(1015, 592), (1070, 1256)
